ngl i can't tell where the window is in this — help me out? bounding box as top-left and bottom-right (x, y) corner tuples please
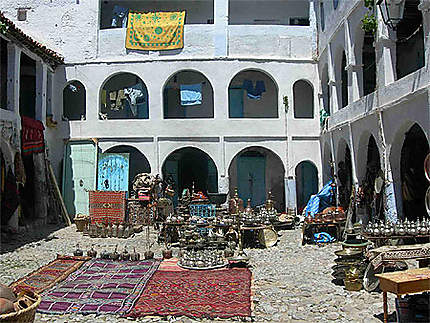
(63, 81), (86, 121)
(320, 2), (325, 31)
(293, 80), (314, 119)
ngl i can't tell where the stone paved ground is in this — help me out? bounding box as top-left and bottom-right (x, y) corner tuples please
(0, 224), (399, 322)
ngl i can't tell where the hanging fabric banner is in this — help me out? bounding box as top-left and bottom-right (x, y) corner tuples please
(21, 116), (45, 155)
(126, 11), (186, 51)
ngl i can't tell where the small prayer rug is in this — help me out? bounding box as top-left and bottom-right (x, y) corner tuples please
(128, 268), (252, 319)
(21, 116), (45, 155)
(158, 258), (186, 272)
(38, 258), (160, 315)
(10, 255), (90, 294)
(126, 11), (185, 51)
(89, 190), (126, 225)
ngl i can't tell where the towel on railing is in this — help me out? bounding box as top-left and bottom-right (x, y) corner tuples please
(180, 83), (202, 106)
(126, 11), (186, 51)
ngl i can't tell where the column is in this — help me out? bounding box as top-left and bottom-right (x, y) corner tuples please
(347, 123), (359, 186)
(327, 43), (339, 113)
(309, 0), (318, 58)
(329, 131), (339, 206)
(377, 111), (397, 223)
(375, 7), (397, 87)
(214, 0), (229, 57)
(285, 176), (297, 216)
(7, 44), (20, 114)
(418, 0), (430, 67)
(345, 19), (362, 102)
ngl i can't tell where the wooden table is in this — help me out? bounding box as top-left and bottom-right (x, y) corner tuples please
(375, 267), (430, 323)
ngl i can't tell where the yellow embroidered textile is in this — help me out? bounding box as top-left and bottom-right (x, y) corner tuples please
(126, 11), (185, 51)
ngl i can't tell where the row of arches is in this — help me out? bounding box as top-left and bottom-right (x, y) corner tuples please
(63, 69), (315, 121)
(323, 122), (429, 222)
(319, 0), (425, 115)
(95, 144), (318, 213)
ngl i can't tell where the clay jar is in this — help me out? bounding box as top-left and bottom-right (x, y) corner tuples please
(144, 250), (154, 260)
(0, 284), (16, 302)
(0, 298), (15, 315)
(162, 250), (172, 259)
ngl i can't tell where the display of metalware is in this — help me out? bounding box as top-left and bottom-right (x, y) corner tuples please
(178, 249), (227, 269)
(363, 219), (430, 237)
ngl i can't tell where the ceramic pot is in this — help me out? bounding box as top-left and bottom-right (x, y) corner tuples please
(162, 249), (172, 259)
(0, 284), (16, 302)
(144, 250), (154, 260)
(87, 245), (97, 258)
(0, 298), (15, 315)
(74, 244), (83, 256)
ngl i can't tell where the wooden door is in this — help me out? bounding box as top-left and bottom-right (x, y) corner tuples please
(62, 141), (97, 216)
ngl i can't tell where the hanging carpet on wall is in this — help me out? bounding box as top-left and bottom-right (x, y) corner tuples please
(125, 11), (186, 51)
(21, 116), (45, 155)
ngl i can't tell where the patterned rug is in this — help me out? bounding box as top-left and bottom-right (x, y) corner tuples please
(10, 255), (90, 294)
(89, 191), (126, 225)
(38, 259), (160, 315)
(128, 268), (252, 319)
(158, 258), (186, 272)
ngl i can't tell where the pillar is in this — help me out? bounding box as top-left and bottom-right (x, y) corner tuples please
(375, 7), (397, 87)
(285, 176), (297, 216)
(35, 61), (47, 123)
(33, 151), (48, 224)
(329, 131), (339, 206)
(345, 18), (362, 102)
(7, 44), (20, 114)
(214, 0), (228, 57)
(418, 0), (430, 67)
(377, 111), (397, 223)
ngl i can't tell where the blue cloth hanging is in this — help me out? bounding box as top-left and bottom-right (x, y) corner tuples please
(180, 83), (202, 106)
(313, 232), (335, 243)
(303, 180), (335, 216)
(242, 80), (266, 99)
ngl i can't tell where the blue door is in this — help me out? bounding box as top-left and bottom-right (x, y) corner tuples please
(237, 156), (266, 207)
(229, 88), (244, 118)
(97, 153), (129, 192)
(62, 141), (97, 216)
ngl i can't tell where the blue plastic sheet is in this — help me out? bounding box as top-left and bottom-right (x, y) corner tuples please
(303, 180), (335, 217)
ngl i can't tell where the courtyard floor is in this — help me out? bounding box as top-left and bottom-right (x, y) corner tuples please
(0, 224), (395, 322)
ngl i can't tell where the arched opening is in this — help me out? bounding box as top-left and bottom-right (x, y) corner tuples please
(293, 80), (314, 119)
(362, 31), (376, 96)
(228, 147), (285, 211)
(341, 51), (348, 109)
(63, 81), (86, 121)
(19, 53), (36, 119)
(396, 0), (424, 80)
(162, 147), (218, 205)
(103, 145), (151, 193)
(337, 140), (353, 209)
(295, 161), (318, 214)
(320, 1), (325, 31)
(100, 73), (149, 119)
(321, 64), (330, 115)
(163, 70), (213, 119)
(400, 123), (429, 221)
(228, 70), (278, 118)
(362, 135), (383, 221)
(322, 143), (333, 184)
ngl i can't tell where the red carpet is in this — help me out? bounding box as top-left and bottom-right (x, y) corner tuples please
(89, 191), (126, 224)
(128, 268), (252, 319)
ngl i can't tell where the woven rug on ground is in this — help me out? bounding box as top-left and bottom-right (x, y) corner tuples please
(9, 255), (91, 294)
(89, 191), (126, 224)
(37, 258), (160, 315)
(128, 268), (252, 319)
(158, 258), (186, 272)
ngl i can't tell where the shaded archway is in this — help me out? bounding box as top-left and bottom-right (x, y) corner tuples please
(322, 142), (333, 184)
(396, 0), (424, 80)
(105, 145), (151, 192)
(295, 161), (318, 214)
(100, 72), (149, 119)
(340, 51), (348, 109)
(162, 147), (218, 204)
(63, 81), (86, 121)
(337, 139), (353, 209)
(400, 123), (429, 221)
(163, 70), (214, 119)
(293, 80), (314, 119)
(228, 146), (285, 211)
(228, 69), (278, 118)
(362, 31), (376, 96)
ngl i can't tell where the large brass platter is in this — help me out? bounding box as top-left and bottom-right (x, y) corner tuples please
(258, 227), (278, 248)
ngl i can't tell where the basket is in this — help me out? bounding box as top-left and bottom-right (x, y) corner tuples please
(0, 292), (41, 323)
(74, 216), (89, 232)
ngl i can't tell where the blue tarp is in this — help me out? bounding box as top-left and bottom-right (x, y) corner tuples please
(303, 180), (335, 217)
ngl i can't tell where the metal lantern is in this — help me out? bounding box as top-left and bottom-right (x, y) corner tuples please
(376, 0), (406, 30)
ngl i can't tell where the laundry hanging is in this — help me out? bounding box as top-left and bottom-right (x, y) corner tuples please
(180, 83), (202, 106)
(126, 11), (186, 51)
(242, 80), (266, 100)
(124, 83), (145, 116)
